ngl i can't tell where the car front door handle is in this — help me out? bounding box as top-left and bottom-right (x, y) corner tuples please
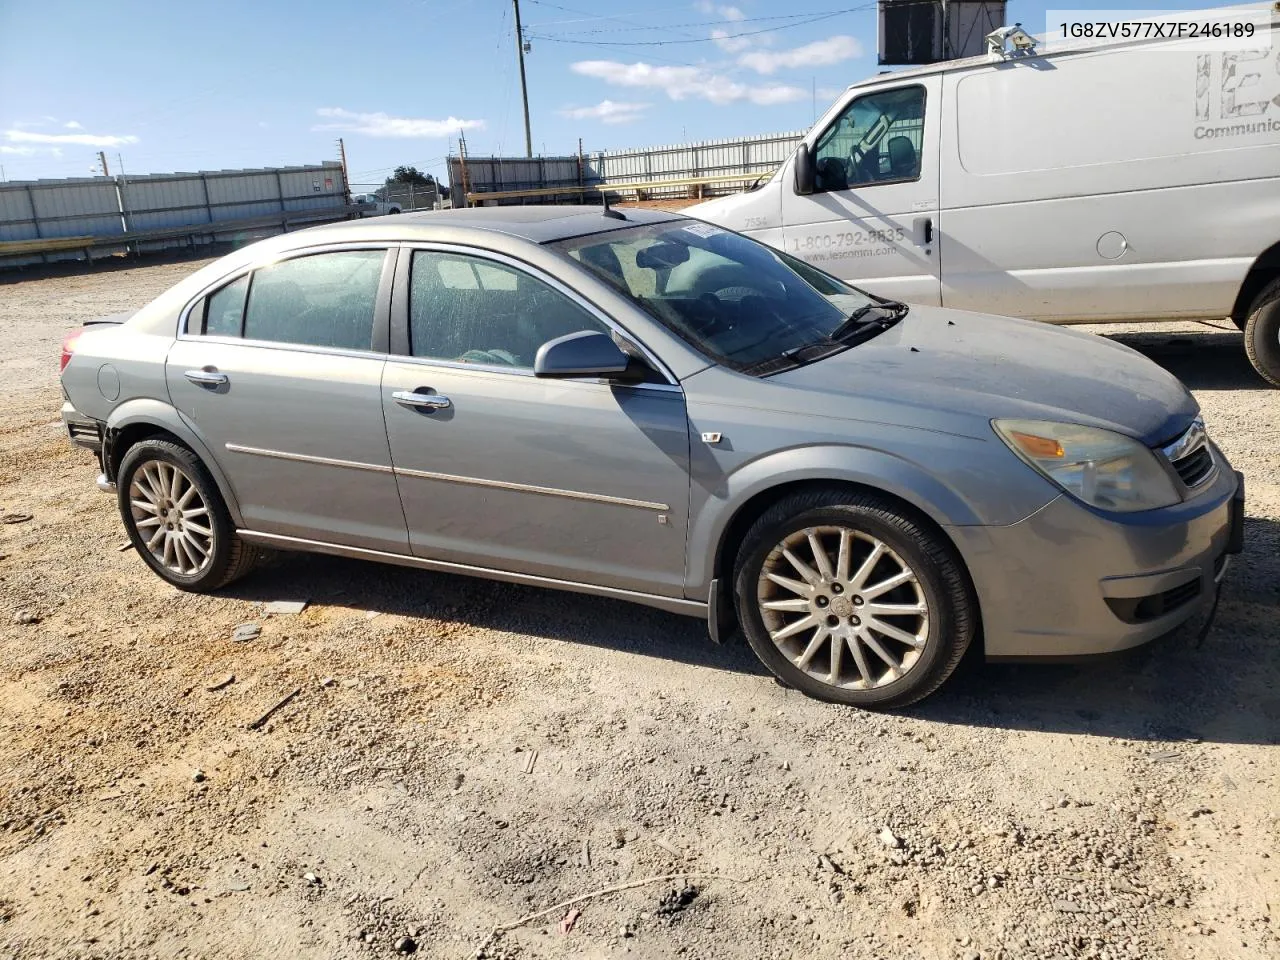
(184, 369), (229, 387)
(393, 390), (452, 411)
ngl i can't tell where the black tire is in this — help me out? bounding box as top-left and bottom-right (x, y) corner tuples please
(732, 487), (976, 710)
(117, 438), (259, 591)
(1244, 278), (1280, 388)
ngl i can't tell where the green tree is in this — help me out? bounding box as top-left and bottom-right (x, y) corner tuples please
(377, 166), (448, 201)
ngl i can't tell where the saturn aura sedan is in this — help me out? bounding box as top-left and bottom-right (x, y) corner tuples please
(59, 207), (1244, 708)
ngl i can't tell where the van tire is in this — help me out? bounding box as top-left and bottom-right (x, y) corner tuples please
(1244, 278), (1280, 388)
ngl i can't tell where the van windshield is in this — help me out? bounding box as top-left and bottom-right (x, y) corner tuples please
(552, 220), (893, 375)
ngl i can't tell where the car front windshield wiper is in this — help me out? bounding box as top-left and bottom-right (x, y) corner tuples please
(827, 299), (909, 343)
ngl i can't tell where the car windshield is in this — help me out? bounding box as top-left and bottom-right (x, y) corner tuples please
(551, 220), (889, 375)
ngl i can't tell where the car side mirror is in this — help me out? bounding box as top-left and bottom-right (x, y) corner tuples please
(534, 330), (635, 379)
(794, 142), (815, 196)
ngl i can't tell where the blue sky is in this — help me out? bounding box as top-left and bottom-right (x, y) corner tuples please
(0, 0), (1214, 187)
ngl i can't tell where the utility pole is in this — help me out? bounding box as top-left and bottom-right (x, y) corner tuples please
(458, 133), (472, 208)
(335, 137), (351, 204)
(513, 0), (533, 158)
(97, 151), (110, 176)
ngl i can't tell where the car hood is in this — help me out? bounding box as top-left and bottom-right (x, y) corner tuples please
(764, 305), (1197, 446)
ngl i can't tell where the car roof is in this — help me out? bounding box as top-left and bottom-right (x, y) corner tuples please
(303, 204), (686, 244)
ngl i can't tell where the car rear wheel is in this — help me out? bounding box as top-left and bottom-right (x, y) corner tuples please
(117, 439), (259, 591)
(1244, 278), (1280, 388)
(733, 488), (975, 709)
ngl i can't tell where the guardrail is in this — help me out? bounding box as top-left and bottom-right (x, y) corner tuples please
(465, 169), (778, 206)
(0, 205), (359, 265)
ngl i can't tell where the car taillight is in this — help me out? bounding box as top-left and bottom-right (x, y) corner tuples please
(60, 327), (84, 372)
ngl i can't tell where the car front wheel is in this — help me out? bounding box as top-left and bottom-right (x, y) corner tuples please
(117, 438), (259, 591)
(733, 487), (976, 709)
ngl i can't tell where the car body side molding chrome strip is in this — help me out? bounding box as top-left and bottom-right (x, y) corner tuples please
(234, 530), (706, 618)
(225, 443), (394, 474)
(392, 466), (670, 512)
(225, 442), (669, 511)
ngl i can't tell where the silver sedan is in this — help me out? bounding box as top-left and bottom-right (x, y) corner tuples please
(59, 207), (1244, 708)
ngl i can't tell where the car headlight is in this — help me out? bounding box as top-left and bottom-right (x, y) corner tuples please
(992, 419), (1181, 513)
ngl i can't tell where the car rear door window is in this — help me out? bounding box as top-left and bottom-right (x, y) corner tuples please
(242, 250), (384, 350)
(408, 251), (608, 368)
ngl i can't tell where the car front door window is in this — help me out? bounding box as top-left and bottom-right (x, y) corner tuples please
(409, 251), (610, 368)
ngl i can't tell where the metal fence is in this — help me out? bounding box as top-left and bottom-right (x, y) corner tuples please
(450, 130), (806, 205)
(0, 162), (351, 266)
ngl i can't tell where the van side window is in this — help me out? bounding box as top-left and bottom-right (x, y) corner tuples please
(813, 86), (925, 192)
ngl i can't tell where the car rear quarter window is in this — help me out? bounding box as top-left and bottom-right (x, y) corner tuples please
(242, 250), (385, 351)
(203, 275), (249, 336)
(408, 251), (608, 369)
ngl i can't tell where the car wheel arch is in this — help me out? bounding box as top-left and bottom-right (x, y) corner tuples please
(705, 474), (980, 633)
(1231, 239), (1280, 330)
(104, 400), (245, 527)
(688, 443), (985, 609)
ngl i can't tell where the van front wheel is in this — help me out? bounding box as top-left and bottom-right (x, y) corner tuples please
(1244, 278), (1280, 388)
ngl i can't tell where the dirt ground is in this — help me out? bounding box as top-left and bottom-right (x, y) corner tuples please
(0, 254), (1277, 960)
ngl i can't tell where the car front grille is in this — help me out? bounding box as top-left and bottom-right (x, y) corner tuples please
(1160, 419), (1216, 490)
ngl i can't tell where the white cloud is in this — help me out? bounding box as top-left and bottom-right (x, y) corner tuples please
(64, 120), (83, 130)
(4, 128), (138, 147)
(695, 0), (744, 18)
(312, 108), (484, 138)
(571, 60), (805, 106)
(559, 100), (650, 124)
(0, 145), (37, 155)
(711, 28), (753, 53)
(739, 35), (862, 74)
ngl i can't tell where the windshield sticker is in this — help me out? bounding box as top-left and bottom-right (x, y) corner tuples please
(682, 222), (725, 238)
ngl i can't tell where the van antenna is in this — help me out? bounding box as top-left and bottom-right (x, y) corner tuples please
(601, 189), (625, 220)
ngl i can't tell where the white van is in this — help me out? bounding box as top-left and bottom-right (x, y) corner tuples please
(689, 7), (1280, 385)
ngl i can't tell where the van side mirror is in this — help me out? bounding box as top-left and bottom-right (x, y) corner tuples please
(794, 143), (815, 196)
(534, 330), (635, 379)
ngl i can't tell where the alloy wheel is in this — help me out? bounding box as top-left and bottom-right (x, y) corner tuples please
(756, 525), (930, 690)
(128, 459), (214, 577)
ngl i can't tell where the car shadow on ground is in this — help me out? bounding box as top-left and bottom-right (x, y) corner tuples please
(222, 551), (766, 678)
(222, 510), (1277, 747)
(1100, 325), (1263, 391)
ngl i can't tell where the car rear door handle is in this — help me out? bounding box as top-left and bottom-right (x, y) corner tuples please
(393, 390), (451, 411)
(184, 369), (228, 387)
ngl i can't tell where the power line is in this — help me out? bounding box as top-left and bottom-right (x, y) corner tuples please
(532, 9), (866, 36)
(526, 7), (866, 46)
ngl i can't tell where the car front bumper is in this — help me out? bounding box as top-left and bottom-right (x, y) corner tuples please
(949, 447), (1243, 659)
